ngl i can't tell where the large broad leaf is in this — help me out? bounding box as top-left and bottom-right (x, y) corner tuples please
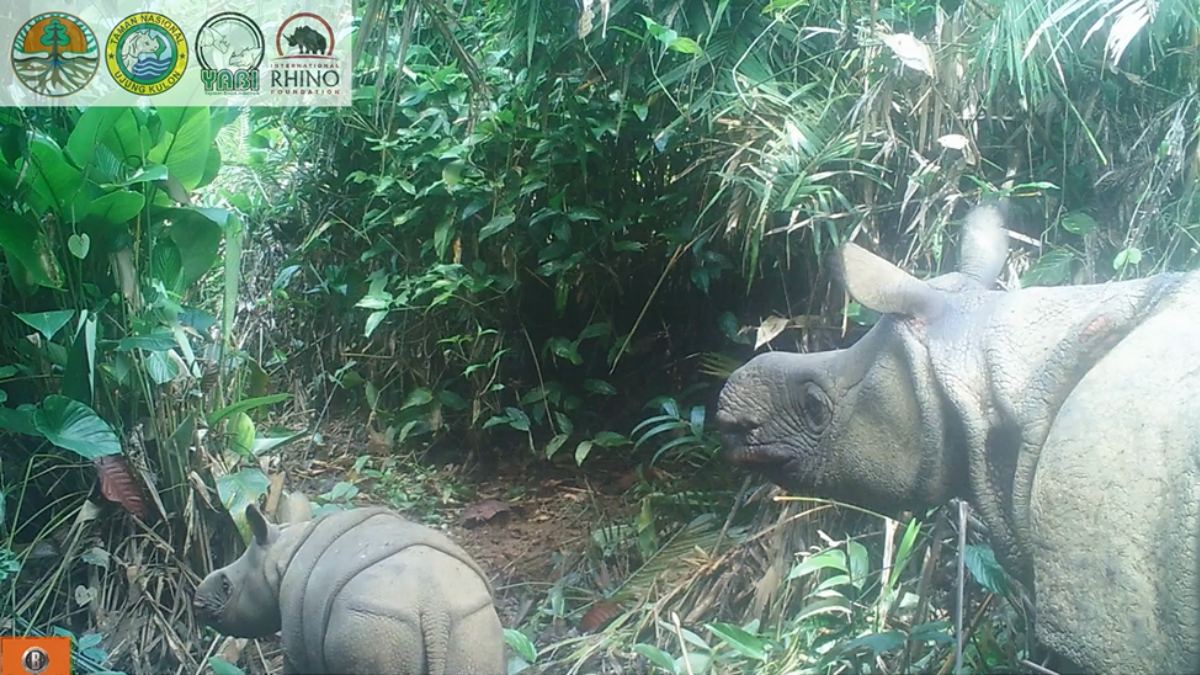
(216, 468), (271, 544)
(87, 190), (145, 225)
(148, 107), (214, 191)
(0, 210), (64, 288)
(67, 107), (133, 172)
(22, 136), (87, 222)
(0, 404), (41, 437)
(14, 310), (75, 341)
(34, 395), (122, 460)
(162, 208), (225, 288)
(208, 394), (291, 426)
(230, 412), (255, 460)
(151, 239), (185, 293)
(99, 109), (152, 172)
(62, 312), (98, 407)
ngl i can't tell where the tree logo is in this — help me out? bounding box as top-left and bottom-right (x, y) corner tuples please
(196, 12), (264, 95)
(10, 12), (100, 97)
(105, 13), (188, 95)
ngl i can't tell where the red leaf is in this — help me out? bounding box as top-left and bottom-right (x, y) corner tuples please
(579, 602), (622, 633)
(93, 455), (147, 519)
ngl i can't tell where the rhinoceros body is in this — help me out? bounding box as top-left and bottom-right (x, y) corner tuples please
(715, 202), (1200, 674)
(193, 497), (506, 675)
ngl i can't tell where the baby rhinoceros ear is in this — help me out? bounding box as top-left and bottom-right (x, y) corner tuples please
(246, 503), (276, 546)
(835, 243), (946, 321)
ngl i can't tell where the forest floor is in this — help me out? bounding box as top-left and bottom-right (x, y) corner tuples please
(217, 414), (670, 674)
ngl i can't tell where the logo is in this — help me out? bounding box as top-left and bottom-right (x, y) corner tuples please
(10, 13), (99, 97)
(105, 13), (188, 95)
(0, 636), (71, 675)
(269, 13), (341, 97)
(196, 12), (264, 95)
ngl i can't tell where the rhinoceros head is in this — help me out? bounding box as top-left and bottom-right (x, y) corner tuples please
(193, 503), (287, 638)
(716, 203), (1011, 513)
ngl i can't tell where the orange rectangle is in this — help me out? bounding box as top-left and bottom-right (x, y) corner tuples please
(0, 637), (71, 675)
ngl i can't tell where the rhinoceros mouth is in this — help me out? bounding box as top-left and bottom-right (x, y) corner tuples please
(193, 574), (233, 624)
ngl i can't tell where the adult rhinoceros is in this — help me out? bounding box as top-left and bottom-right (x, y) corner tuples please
(714, 201), (1200, 675)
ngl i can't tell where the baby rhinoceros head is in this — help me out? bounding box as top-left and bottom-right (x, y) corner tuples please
(193, 504), (287, 639)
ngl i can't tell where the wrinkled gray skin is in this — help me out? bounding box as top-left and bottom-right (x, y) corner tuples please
(193, 495), (506, 675)
(716, 202), (1200, 675)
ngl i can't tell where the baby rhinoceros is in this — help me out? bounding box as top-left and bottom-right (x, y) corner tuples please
(193, 497), (506, 675)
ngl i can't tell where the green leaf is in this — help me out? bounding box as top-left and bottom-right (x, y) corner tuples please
(434, 219), (455, 259)
(145, 350), (180, 384)
(34, 395), (122, 459)
(208, 394), (292, 426)
(575, 439), (594, 465)
(68, 233), (91, 259)
(22, 135), (86, 221)
(364, 310), (389, 338)
(545, 433), (569, 459)
(62, 312), (97, 407)
(67, 107), (129, 170)
(505, 406), (530, 432)
(838, 630), (907, 657)
(0, 404), (41, 437)
(165, 209), (224, 288)
(217, 468), (271, 544)
(548, 337), (582, 365)
(1020, 248), (1075, 287)
(705, 622), (768, 660)
(86, 190), (145, 224)
(592, 430), (628, 447)
(787, 548), (848, 581)
(1113, 246), (1142, 271)
(250, 430), (305, 457)
(632, 644), (677, 674)
(0, 210), (64, 288)
(15, 310), (75, 341)
(206, 658), (246, 675)
(584, 379), (617, 396)
(402, 387), (434, 409)
(148, 107), (214, 191)
(504, 629), (537, 663)
(963, 543), (1009, 596)
(230, 412), (255, 460)
(478, 213), (516, 242)
(116, 333), (178, 352)
(1060, 212), (1098, 236)
(847, 540), (870, 590)
(668, 37), (703, 55)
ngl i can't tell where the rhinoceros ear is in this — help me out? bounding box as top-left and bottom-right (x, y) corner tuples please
(246, 503), (272, 546)
(956, 202), (1009, 285)
(836, 243), (945, 320)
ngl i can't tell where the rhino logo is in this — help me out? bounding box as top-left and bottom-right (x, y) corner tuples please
(284, 25), (326, 55)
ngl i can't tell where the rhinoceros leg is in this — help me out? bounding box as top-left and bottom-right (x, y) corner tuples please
(1028, 298), (1200, 675)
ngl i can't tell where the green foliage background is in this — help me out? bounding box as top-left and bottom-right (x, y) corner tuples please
(0, 0), (1197, 673)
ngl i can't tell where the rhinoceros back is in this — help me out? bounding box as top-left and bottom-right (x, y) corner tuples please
(1028, 272), (1200, 675)
(276, 507), (503, 674)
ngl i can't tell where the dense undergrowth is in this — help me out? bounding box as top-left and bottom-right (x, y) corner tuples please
(0, 0), (1198, 673)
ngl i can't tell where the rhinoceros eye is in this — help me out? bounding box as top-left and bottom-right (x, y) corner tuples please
(801, 382), (832, 433)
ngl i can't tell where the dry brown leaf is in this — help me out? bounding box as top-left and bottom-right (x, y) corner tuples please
(93, 455), (148, 519)
(461, 499), (512, 528)
(755, 315), (789, 349)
